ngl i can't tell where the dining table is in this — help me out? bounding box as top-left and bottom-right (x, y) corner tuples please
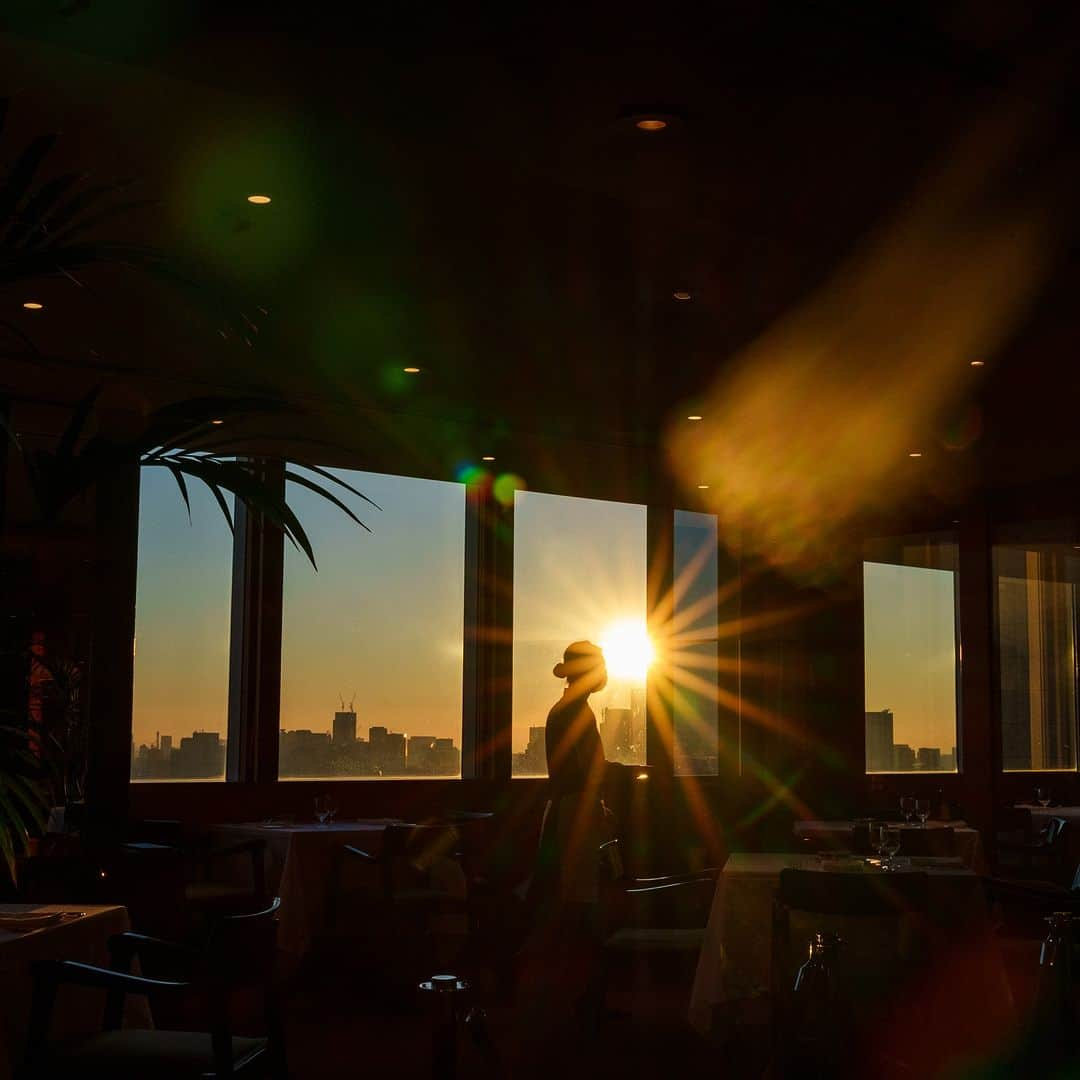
(213, 819), (467, 958)
(0, 904), (152, 1080)
(793, 819), (986, 872)
(688, 853), (1015, 1074)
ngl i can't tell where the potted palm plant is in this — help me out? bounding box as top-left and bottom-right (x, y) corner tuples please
(0, 101), (376, 860)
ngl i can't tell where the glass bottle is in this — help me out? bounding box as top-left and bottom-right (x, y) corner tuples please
(786, 931), (843, 1075)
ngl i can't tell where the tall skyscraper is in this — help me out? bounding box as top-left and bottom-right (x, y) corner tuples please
(865, 709), (894, 772)
(333, 709), (357, 745)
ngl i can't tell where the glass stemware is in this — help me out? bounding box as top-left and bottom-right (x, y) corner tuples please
(1036, 787), (1051, 808)
(900, 796), (915, 823)
(314, 795), (335, 826)
(915, 798), (931, 826)
(881, 826), (901, 869)
(871, 822), (886, 863)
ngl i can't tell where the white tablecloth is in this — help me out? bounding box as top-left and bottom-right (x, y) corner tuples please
(794, 820), (986, 872)
(215, 821), (466, 957)
(0, 904), (152, 1080)
(689, 853), (1014, 1070)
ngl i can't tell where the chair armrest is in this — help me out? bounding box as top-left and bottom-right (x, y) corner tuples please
(38, 959), (190, 996)
(623, 870), (720, 895)
(342, 844), (381, 863)
(108, 931), (199, 974)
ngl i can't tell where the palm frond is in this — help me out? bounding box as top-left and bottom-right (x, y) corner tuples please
(0, 133), (57, 229)
(294, 462), (383, 512)
(284, 469), (371, 532)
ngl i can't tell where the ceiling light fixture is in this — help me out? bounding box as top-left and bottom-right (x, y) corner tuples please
(970, 360), (985, 367)
(672, 290), (693, 301)
(247, 194), (271, 205)
(635, 118), (668, 132)
(687, 414), (703, 421)
(403, 366), (421, 374)
(908, 451), (922, 458)
(697, 484), (710, 490)
(211, 419), (224, 425)
(481, 455), (495, 462)
(22, 301), (43, 310)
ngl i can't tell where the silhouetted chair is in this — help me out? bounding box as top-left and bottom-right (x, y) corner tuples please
(771, 869), (928, 1074)
(129, 820), (267, 929)
(999, 817), (1068, 882)
(327, 823), (470, 990)
(984, 863), (1080, 939)
(23, 898), (285, 1079)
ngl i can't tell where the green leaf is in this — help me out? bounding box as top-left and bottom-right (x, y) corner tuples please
(55, 384), (103, 463)
(294, 462), (383, 512)
(23, 183), (113, 248)
(194, 476), (235, 534)
(3, 171), (81, 248)
(165, 463), (192, 522)
(284, 470), (371, 532)
(0, 134), (57, 230)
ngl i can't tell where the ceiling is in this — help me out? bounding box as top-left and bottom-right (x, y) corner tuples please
(1, 2), (1079, 505)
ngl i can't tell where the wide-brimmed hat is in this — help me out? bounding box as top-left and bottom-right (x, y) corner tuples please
(553, 640), (606, 681)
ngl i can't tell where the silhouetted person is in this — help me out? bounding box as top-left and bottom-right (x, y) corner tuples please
(515, 642), (613, 1072)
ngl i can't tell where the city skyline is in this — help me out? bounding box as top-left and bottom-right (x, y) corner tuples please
(863, 560), (958, 764)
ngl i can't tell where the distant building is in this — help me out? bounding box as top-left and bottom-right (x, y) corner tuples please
(370, 726), (406, 775)
(279, 729), (332, 777)
(917, 746), (942, 771)
(602, 707), (633, 762)
(160, 734), (173, 754)
(333, 710), (357, 746)
(892, 743), (916, 770)
(865, 709), (894, 771)
(170, 731), (225, 778)
(407, 735), (459, 775)
(513, 726), (546, 775)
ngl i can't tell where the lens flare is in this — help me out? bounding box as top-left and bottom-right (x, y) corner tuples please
(599, 618), (655, 680)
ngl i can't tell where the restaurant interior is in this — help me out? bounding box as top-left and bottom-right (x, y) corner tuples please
(3, 3), (1080, 1077)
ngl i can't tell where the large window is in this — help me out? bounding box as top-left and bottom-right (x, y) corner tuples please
(995, 540), (1079, 772)
(672, 510), (721, 776)
(863, 534), (959, 774)
(511, 491), (648, 776)
(132, 468), (233, 780)
(279, 468), (465, 778)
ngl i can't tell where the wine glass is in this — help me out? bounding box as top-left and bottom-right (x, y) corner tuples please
(881, 826), (901, 869)
(314, 795), (334, 826)
(915, 798), (931, 827)
(1036, 787), (1051, 808)
(900, 796), (915, 823)
(871, 822), (886, 864)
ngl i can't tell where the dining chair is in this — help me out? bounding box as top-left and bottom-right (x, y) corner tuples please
(21, 898), (285, 1079)
(771, 869), (928, 1076)
(128, 819), (268, 930)
(999, 817), (1068, 882)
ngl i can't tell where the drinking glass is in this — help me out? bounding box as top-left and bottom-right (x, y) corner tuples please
(1036, 787), (1051, 808)
(900, 796), (915, 823)
(872, 823), (887, 863)
(915, 798), (931, 826)
(882, 826), (901, 869)
(314, 795), (334, 826)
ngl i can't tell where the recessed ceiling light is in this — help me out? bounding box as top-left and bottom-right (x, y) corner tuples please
(635, 118), (667, 132)
(247, 194), (271, 205)
(909, 451), (922, 458)
(970, 360), (985, 367)
(403, 366), (421, 374)
(687, 414), (703, 421)
(697, 484), (710, 490)
(481, 455), (495, 462)
(211, 419), (224, 425)
(673, 290), (693, 301)
(22, 301), (43, 310)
